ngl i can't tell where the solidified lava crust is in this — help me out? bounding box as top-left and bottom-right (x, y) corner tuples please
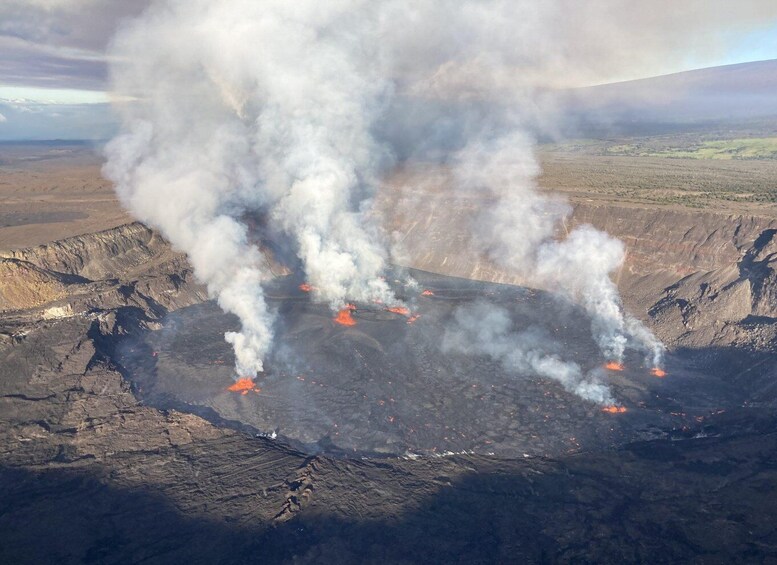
(114, 270), (733, 459)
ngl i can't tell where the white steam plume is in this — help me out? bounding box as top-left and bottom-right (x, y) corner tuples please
(104, 2), (397, 376)
(442, 302), (614, 405)
(104, 0), (755, 377)
(450, 133), (661, 365)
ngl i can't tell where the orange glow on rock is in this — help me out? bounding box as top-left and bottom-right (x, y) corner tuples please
(605, 362), (625, 371)
(228, 378), (260, 395)
(334, 307), (357, 326)
(299, 283), (314, 292)
(651, 368), (667, 378)
(421, 289), (434, 296)
(601, 405), (627, 414)
(385, 306), (410, 316)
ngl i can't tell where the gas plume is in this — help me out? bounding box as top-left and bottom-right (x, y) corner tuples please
(442, 302), (613, 405)
(450, 132), (648, 364)
(104, 0), (747, 384)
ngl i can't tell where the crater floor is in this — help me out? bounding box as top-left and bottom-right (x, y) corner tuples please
(116, 270), (737, 458)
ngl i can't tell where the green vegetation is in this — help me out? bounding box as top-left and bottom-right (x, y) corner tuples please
(606, 138), (777, 160)
(538, 125), (777, 210)
(539, 151), (777, 210)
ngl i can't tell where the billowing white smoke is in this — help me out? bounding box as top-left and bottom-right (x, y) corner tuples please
(451, 133), (662, 365)
(104, 0), (744, 385)
(104, 2), (397, 375)
(442, 302), (613, 405)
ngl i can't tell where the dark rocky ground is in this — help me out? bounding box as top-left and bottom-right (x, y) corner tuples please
(2, 221), (777, 563)
(3, 312), (777, 564)
(115, 271), (749, 460)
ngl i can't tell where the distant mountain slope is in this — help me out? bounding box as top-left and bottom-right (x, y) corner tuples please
(560, 59), (777, 133)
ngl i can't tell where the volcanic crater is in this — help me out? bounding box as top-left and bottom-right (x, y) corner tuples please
(3, 175), (777, 562)
(111, 268), (740, 459)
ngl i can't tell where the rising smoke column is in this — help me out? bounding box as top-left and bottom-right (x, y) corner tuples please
(442, 302), (614, 405)
(103, 0), (751, 388)
(450, 132), (661, 364)
(104, 2), (398, 376)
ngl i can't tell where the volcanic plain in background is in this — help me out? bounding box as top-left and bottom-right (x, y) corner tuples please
(0, 142), (130, 250)
(2, 115), (777, 561)
(3, 129), (776, 248)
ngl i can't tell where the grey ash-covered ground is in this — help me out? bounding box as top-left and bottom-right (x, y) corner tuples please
(115, 269), (740, 460)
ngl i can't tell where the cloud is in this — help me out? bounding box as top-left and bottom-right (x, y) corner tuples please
(1, 0), (776, 94)
(0, 100), (115, 140)
(0, 0), (150, 51)
(0, 0), (150, 90)
(1, 0), (775, 141)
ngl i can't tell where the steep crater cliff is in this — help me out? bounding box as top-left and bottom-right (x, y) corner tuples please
(381, 186), (777, 359)
(3, 203), (777, 563)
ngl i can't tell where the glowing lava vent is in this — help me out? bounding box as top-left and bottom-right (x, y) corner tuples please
(601, 405), (627, 414)
(605, 361), (625, 371)
(385, 306), (410, 316)
(334, 305), (357, 326)
(650, 368), (667, 378)
(228, 378), (261, 396)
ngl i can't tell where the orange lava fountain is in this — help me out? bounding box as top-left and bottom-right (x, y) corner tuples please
(228, 378), (261, 396)
(601, 405), (627, 414)
(334, 306), (357, 326)
(651, 368), (667, 378)
(605, 361), (625, 371)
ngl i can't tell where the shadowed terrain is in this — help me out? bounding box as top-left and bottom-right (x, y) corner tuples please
(1, 127), (777, 562)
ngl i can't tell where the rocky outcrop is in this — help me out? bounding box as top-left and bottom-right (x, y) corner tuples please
(0, 222), (293, 317)
(380, 187), (777, 350)
(571, 203), (777, 346)
(570, 203), (777, 275)
(0, 223), (207, 316)
(3, 200), (774, 353)
(0, 259), (72, 310)
(0, 222), (176, 281)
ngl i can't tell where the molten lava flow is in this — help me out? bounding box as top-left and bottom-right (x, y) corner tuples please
(299, 283), (314, 292)
(605, 361), (625, 371)
(385, 306), (410, 316)
(334, 306), (357, 326)
(421, 289), (434, 296)
(228, 378), (260, 396)
(601, 405), (627, 414)
(407, 314), (420, 325)
(651, 368), (667, 378)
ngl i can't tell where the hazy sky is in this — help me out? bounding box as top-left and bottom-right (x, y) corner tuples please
(0, 0), (776, 140)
